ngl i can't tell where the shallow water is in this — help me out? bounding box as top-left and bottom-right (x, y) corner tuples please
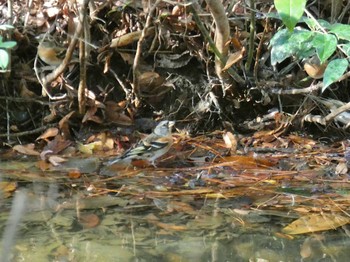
(1, 158), (350, 261)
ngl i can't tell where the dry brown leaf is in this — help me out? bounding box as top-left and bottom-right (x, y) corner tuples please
(282, 213), (350, 234)
(82, 106), (98, 123)
(155, 221), (187, 231)
(118, 51), (135, 65)
(104, 101), (133, 126)
(293, 207), (311, 213)
(335, 161), (348, 175)
(222, 47), (245, 71)
(36, 127), (59, 141)
(218, 155), (275, 168)
(222, 131), (237, 153)
(19, 80), (37, 99)
(79, 213), (100, 229)
(289, 134), (316, 147)
(48, 155), (66, 166)
(13, 144), (40, 156)
(110, 27), (155, 48)
(42, 135), (72, 155)
(0, 182), (17, 198)
(300, 237), (313, 259)
(36, 160), (51, 171)
(167, 201), (195, 214)
(138, 71), (165, 90)
(68, 169), (82, 179)
(59, 111), (75, 139)
(230, 36), (243, 50)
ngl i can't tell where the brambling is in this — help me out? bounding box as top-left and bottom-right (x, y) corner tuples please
(106, 120), (175, 167)
(37, 41), (67, 66)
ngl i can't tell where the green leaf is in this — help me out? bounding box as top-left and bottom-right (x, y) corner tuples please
(0, 25), (14, 30)
(341, 43), (350, 57)
(274, 0), (307, 31)
(322, 58), (348, 92)
(311, 33), (337, 63)
(329, 23), (350, 41)
(288, 29), (315, 58)
(301, 17), (331, 31)
(0, 49), (10, 69)
(270, 28), (314, 65)
(0, 41), (17, 49)
(270, 29), (293, 65)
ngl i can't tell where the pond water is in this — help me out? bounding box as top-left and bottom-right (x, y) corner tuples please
(1, 158), (350, 261)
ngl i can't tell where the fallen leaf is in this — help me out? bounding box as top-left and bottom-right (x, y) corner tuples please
(335, 161), (348, 175)
(0, 181), (17, 198)
(154, 221), (187, 231)
(77, 141), (104, 154)
(222, 47), (245, 71)
(282, 213), (350, 234)
(36, 127), (59, 141)
(13, 144), (40, 156)
(36, 160), (51, 171)
(110, 27), (155, 48)
(78, 213), (100, 228)
(222, 131), (238, 153)
(48, 155), (66, 166)
(167, 201), (195, 214)
(42, 135), (72, 156)
(68, 169), (82, 179)
(300, 237), (312, 259)
(218, 155), (275, 168)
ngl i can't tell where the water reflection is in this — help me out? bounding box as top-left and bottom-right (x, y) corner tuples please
(1, 159), (350, 261)
(1, 188), (350, 261)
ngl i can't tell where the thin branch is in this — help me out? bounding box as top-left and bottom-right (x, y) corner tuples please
(132, 0), (161, 104)
(190, 3), (244, 85)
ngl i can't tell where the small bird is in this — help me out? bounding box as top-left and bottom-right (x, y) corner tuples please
(37, 41), (67, 66)
(106, 120), (175, 167)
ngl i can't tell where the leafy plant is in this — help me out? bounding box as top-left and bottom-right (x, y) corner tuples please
(0, 25), (17, 71)
(271, 0), (350, 92)
(274, 0), (306, 31)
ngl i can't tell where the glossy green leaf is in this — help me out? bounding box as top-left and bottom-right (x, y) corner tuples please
(311, 33), (337, 63)
(274, 0), (307, 31)
(0, 49), (10, 69)
(301, 17), (331, 30)
(329, 23), (350, 41)
(270, 28), (314, 65)
(0, 41), (17, 49)
(322, 58), (348, 92)
(270, 29), (293, 65)
(341, 43), (350, 57)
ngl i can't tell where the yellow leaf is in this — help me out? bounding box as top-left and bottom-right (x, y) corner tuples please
(0, 182), (17, 198)
(282, 213), (350, 234)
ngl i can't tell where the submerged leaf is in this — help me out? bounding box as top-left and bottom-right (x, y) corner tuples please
(282, 213), (350, 234)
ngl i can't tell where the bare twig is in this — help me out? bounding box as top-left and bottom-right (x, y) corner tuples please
(324, 102), (350, 124)
(190, 3), (244, 85)
(132, 0), (161, 105)
(39, 21), (83, 99)
(268, 82), (322, 95)
(0, 124), (57, 138)
(204, 0), (230, 80)
(78, 0), (90, 114)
